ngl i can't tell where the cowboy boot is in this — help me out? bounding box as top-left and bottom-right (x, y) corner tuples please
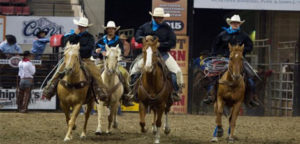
(21, 88), (31, 113)
(17, 88), (24, 112)
(117, 72), (134, 107)
(42, 79), (59, 100)
(130, 73), (141, 102)
(170, 73), (181, 102)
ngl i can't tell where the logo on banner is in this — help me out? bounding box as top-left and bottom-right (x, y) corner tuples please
(165, 20), (184, 31)
(23, 18), (63, 37)
(8, 56), (21, 68)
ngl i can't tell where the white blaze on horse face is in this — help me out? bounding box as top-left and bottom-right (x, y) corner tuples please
(145, 46), (153, 71)
(235, 54), (239, 58)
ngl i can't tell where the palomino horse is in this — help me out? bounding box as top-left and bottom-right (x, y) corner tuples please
(57, 42), (94, 141)
(95, 45), (123, 134)
(211, 44), (245, 143)
(137, 36), (173, 144)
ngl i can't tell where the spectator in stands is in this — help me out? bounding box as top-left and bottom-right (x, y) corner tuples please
(17, 51), (35, 113)
(120, 34), (130, 57)
(31, 30), (50, 60)
(0, 35), (22, 57)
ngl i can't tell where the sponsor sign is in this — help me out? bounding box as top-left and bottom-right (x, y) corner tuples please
(170, 75), (188, 114)
(170, 36), (189, 75)
(0, 57), (42, 68)
(0, 89), (56, 110)
(194, 0), (300, 11)
(0, 16), (5, 41)
(152, 0), (187, 35)
(6, 16), (77, 44)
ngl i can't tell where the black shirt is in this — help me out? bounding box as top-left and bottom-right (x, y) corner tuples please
(135, 21), (176, 53)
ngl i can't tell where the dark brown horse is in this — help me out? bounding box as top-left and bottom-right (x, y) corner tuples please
(137, 36), (173, 144)
(211, 44), (245, 143)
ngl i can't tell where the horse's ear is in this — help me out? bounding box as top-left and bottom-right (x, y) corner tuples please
(117, 47), (122, 56)
(240, 44), (245, 51)
(228, 43), (233, 52)
(105, 44), (110, 52)
(116, 44), (119, 48)
(156, 42), (160, 48)
(142, 37), (146, 45)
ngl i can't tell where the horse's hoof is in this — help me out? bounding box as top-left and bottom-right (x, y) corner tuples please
(152, 130), (157, 135)
(113, 122), (118, 129)
(80, 133), (86, 139)
(106, 131), (112, 134)
(164, 127), (171, 135)
(228, 137), (235, 143)
(217, 127), (224, 137)
(64, 137), (71, 142)
(95, 130), (102, 135)
(72, 125), (77, 130)
(210, 137), (218, 142)
(141, 128), (148, 133)
(154, 139), (160, 144)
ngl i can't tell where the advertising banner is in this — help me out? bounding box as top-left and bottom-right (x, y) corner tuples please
(194, 0), (300, 11)
(170, 75), (188, 114)
(170, 35), (189, 75)
(0, 89), (56, 110)
(152, 0), (187, 35)
(5, 16), (77, 44)
(0, 16), (5, 41)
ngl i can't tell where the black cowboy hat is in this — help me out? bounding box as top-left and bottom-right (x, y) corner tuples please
(21, 51), (32, 57)
(36, 30), (48, 38)
(5, 34), (16, 45)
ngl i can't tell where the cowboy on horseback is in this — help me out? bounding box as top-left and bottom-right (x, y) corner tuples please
(130, 7), (184, 102)
(93, 21), (134, 106)
(203, 14), (260, 107)
(42, 17), (107, 101)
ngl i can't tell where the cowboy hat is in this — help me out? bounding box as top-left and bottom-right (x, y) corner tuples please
(21, 51), (32, 57)
(226, 14), (245, 25)
(149, 7), (170, 17)
(102, 21), (120, 30)
(73, 17), (93, 27)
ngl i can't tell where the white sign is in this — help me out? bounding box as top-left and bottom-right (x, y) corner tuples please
(194, 0), (300, 11)
(5, 16), (77, 44)
(0, 89), (56, 110)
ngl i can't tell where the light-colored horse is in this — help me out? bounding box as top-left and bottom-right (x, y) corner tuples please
(95, 45), (124, 134)
(56, 42), (94, 141)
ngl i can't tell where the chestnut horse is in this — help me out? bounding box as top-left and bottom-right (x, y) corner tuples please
(57, 43), (93, 141)
(137, 36), (173, 144)
(211, 44), (245, 143)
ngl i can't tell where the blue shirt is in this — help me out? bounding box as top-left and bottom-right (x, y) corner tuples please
(0, 41), (22, 54)
(31, 38), (50, 54)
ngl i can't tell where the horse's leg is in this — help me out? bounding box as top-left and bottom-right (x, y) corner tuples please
(60, 102), (70, 128)
(154, 108), (164, 144)
(95, 99), (104, 135)
(164, 112), (171, 135)
(211, 97), (224, 142)
(152, 109), (157, 135)
(81, 100), (93, 139)
(112, 101), (119, 129)
(228, 101), (242, 142)
(139, 102), (147, 133)
(64, 104), (81, 142)
(107, 102), (117, 134)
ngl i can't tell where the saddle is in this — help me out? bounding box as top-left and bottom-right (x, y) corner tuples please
(59, 60), (97, 104)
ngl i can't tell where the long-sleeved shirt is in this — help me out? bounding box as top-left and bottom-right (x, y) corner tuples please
(135, 21), (176, 53)
(93, 35), (123, 59)
(18, 59), (36, 79)
(31, 38), (50, 54)
(0, 41), (22, 54)
(212, 30), (253, 57)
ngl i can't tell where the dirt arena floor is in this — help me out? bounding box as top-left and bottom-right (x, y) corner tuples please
(0, 112), (299, 144)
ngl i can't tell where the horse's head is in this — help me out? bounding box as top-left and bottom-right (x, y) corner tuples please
(228, 43), (244, 81)
(142, 35), (160, 72)
(104, 44), (122, 75)
(63, 42), (80, 75)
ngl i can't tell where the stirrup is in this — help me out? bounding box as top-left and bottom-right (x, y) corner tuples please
(171, 92), (181, 102)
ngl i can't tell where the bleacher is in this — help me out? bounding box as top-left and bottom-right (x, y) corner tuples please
(0, 0), (30, 15)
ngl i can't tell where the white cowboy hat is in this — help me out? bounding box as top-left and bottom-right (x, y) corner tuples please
(102, 21), (120, 30)
(226, 14), (245, 25)
(149, 7), (170, 17)
(73, 17), (93, 27)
